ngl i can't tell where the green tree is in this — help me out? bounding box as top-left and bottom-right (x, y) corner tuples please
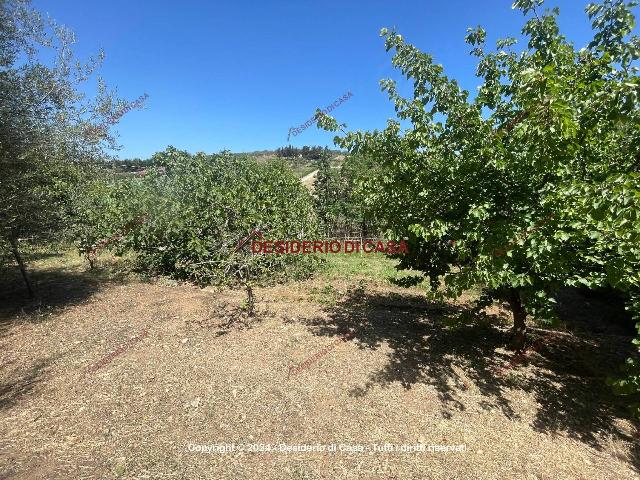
(0, 0), (147, 295)
(313, 152), (381, 238)
(340, 155), (381, 238)
(71, 171), (151, 268)
(318, 0), (640, 362)
(75, 147), (320, 313)
(313, 156), (340, 235)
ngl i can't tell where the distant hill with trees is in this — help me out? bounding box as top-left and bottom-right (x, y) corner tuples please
(110, 146), (345, 177)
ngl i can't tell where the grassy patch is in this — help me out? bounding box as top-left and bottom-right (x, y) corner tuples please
(320, 252), (427, 287)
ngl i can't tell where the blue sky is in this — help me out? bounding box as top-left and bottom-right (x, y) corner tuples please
(33, 0), (633, 159)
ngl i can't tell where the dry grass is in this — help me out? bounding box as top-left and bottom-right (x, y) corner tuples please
(0, 250), (638, 479)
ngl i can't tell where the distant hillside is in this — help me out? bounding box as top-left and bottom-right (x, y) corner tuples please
(110, 146), (345, 178)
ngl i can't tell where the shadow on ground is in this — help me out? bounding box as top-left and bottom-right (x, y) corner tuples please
(0, 263), (126, 329)
(0, 354), (63, 412)
(301, 284), (640, 470)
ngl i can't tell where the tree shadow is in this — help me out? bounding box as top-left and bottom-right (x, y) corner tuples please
(0, 264), (127, 332)
(300, 285), (639, 470)
(523, 332), (640, 465)
(0, 354), (61, 411)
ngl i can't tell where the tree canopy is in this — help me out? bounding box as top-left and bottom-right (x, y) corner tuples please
(0, 0), (147, 293)
(318, 0), (640, 411)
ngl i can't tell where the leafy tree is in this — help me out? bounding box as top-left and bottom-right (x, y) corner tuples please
(140, 149), (317, 283)
(0, 0), (147, 295)
(76, 147), (319, 313)
(71, 171), (151, 268)
(276, 145), (298, 158)
(313, 156), (341, 235)
(339, 155), (382, 238)
(313, 154), (380, 237)
(318, 0), (640, 364)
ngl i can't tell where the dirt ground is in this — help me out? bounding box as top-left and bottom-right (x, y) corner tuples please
(0, 251), (638, 479)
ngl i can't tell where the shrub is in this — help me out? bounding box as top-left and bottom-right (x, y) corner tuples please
(76, 147), (319, 292)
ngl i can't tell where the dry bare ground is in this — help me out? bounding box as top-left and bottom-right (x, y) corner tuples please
(0, 252), (638, 479)
(300, 169), (318, 190)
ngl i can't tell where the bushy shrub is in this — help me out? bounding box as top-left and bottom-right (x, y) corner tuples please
(75, 147), (319, 288)
(72, 173), (150, 267)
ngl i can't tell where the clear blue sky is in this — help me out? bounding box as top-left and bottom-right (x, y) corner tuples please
(33, 0), (633, 159)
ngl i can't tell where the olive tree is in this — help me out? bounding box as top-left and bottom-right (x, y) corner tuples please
(0, 0), (147, 295)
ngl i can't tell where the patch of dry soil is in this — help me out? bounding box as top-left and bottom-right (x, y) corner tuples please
(0, 277), (638, 479)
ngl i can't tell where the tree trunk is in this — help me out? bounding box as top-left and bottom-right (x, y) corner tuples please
(246, 285), (255, 317)
(507, 288), (526, 351)
(9, 234), (34, 298)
